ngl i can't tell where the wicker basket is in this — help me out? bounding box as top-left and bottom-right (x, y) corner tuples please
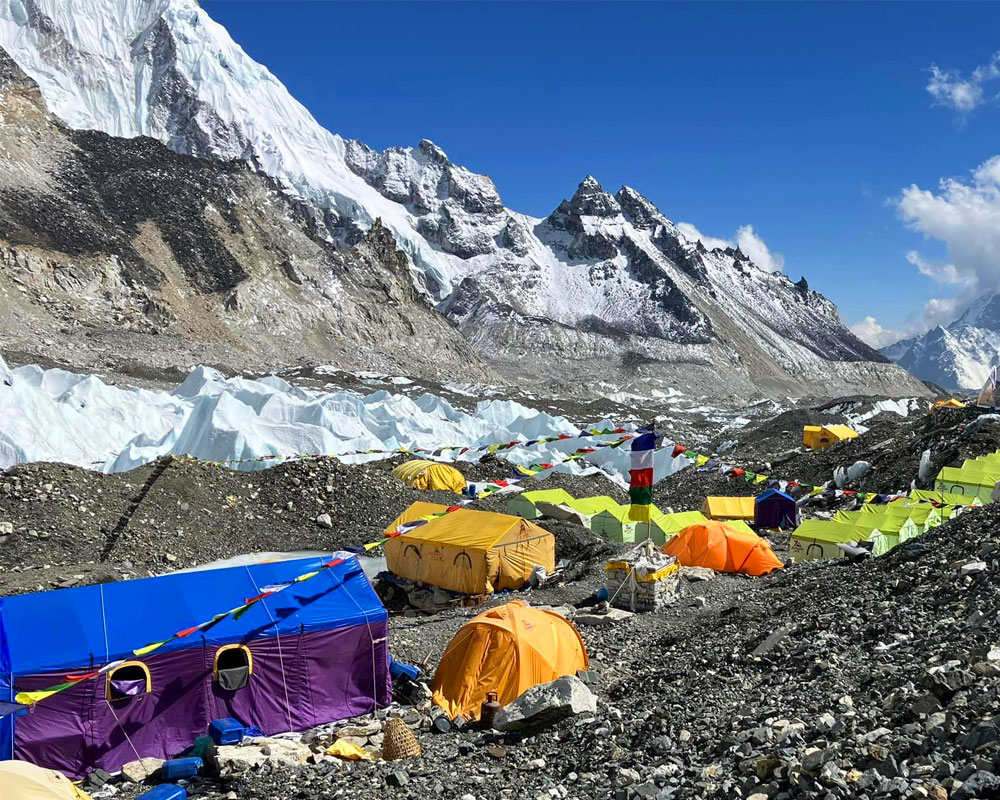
(381, 717), (421, 760)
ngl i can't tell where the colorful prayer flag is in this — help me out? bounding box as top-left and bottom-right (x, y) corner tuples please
(628, 429), (656, 522)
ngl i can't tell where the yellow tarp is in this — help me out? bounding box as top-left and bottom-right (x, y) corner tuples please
(391, 460), (467, 493)
(0, 762), (92, 800)
(383, 501), (451, 537)
(432, 600), (588, 720)
(701, 496), (755, 521)
(384, 508), (556, 594)
(326, 740), (375, 761)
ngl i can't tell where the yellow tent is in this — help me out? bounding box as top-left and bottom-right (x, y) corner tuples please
(0, 762), (92, 800)
(931, 398), (966, 410)
(701, 496), (755, 521)
(384, 508), (556, 594)
(383, 501), (451, 537)
(803, 424), (859, 450)
(391, 459), (467, 493)
(431, 600), (587, 720)
(803, 425), (823, 448)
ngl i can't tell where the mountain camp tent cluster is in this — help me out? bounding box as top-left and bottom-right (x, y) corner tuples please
(790, 494), (971, 561)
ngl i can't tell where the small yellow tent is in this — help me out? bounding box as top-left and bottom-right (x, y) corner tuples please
(931, 398), (966, 410)
(391, 460), (466, 493)
(701, 496), (755, 521)
(803, 425), (823, 448)
(803, 424), (859, 450)
(383, 501), (451, 537)
(384, 508), (556, 594)
(0, 762), (92, 800)
(431, 600), (587, 720)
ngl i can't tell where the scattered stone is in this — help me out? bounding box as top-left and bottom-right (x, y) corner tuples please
(494, 676), (597, 732)
(120, 757), (164, 783)
(316, 513), (333, 528)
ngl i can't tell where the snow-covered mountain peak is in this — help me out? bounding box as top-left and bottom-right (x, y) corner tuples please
(0, 0), (926, 399)
(953, 291), (1000, 332)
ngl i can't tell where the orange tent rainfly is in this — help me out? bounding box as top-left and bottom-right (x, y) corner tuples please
(431, 600), (588, 720)
(664, 521), (783, 576)
(384, 508), (556, 594)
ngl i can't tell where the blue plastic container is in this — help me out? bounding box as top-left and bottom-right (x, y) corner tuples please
(159, 758), (202, 781)
(389, 656), (420, 681)
(208, 717), (245, 745)
(136, 785), (187, 800)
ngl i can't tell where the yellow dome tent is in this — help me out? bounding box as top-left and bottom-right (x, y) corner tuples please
(0, 762), (92, 800)
(384, 508), (555, 594)
(391, 459), (467, 493)
(432, 600), (588, 720)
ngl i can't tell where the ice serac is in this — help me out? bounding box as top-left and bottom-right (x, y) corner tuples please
(0, 0), (927, 399)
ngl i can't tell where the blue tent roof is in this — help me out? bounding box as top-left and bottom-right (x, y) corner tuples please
(755, 489), (795, 504)
(0, 556), (385, 674)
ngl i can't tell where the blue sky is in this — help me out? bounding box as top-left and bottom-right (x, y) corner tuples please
(203, 1), (1000, 346)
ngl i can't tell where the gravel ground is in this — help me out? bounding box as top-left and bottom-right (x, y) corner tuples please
(6, 402), (1000, 800)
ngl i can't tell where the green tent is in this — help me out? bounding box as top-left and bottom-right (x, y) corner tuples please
(506, 488), (574, 520)
(590, 506), (708, 545)
(651, 510), (709, 546)
(935, 465), (1000, 503)
(591, 504), (644, 543)
(834, 509), (918, 554)
(790, 519), (879, 562)
(907, 489), (982, 508)
(859, 502), (940, 533)
(718, 519), (756, 536)
(563, 496), (623, 528)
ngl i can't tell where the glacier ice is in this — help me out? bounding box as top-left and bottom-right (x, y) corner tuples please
(0, 353), (691, 486)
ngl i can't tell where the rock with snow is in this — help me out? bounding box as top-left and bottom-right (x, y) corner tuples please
(0, 0), (926, 399)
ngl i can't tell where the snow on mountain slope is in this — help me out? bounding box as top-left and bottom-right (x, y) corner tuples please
(882, 318), (1000, 391)
(0, 351), (692, 487)
(0, 0), (926, 398)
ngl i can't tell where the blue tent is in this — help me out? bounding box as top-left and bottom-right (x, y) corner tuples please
(754, 489), (797, 529)
(0, 555), (390, 775)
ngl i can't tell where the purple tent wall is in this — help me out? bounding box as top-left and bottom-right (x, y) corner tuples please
(12, 623), (390, 778)
(754, 497), (797, 529)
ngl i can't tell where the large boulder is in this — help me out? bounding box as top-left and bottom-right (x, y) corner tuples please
(494, 675), (597, 732)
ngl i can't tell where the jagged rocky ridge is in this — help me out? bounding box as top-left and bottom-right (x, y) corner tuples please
(0, 0), (926, 398)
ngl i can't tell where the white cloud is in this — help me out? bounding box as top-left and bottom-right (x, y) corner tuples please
(905, 250), (968, 286)
(850, 316), (903, 349)
(850, 296), (960, 349)
(898, 154), (1000, 308)
(927, 52), (1000, 118)
(676, 221), (784, 273)
(675, 222), (730, 252)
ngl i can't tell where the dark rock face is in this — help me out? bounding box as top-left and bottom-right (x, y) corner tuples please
(0, 49), (486, 381)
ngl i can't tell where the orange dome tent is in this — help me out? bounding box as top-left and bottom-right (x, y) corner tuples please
(664, 521), (783, 576)
(431, 600), (588, 720)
